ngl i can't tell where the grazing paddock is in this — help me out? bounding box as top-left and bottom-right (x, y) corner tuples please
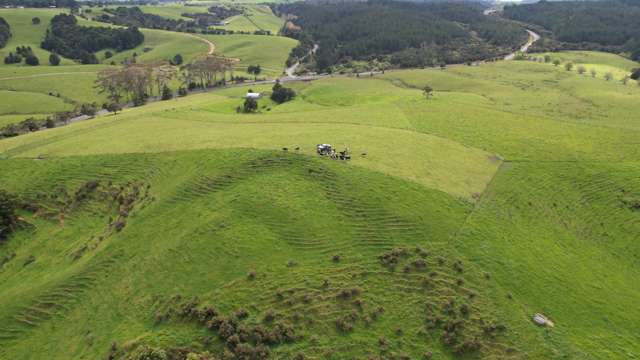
(0, 54), (639, 359)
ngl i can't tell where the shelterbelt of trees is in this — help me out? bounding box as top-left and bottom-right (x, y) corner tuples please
(97, 6), (242, 33)
(0, 0), (76, 7)
(275, 0), (526, 72)
(41, 14), (144, 64)
(0, 17), (10, 49)
(503, 0), (640, 61)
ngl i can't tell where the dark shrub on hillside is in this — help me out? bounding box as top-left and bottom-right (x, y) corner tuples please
(161, 85), (173, 100)
(0, 190), (19, 242)
(243, 98), (258, 113)
(49, 52), (61, 66)
(25, 54), (39, 66)
(0, 17), (11, 49)
(270, 81), (296, 104)
(171, 53), (183, 66)
(3, 52), (21, 64)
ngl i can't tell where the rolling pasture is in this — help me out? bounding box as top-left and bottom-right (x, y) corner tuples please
(222, 4), (284, 34)
(0, 8), (75, 65)
(0, 50), (639, 358)
(0, 6), (297, 127)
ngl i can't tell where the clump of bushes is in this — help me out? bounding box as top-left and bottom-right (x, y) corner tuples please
(270, 81), (296, 104)
(378, 247), (409, 270)
(0, 190), (20, 242)
(156, 298), (297, 360)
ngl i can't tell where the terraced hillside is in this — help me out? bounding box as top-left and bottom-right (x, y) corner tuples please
(0, 53), (639, 359)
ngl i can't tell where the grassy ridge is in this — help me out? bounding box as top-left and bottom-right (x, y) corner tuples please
(0, 150), (525, 359)
(222, 4), (284, 34)
(0, 54), (639, 359)
(0, 76), (501, 200)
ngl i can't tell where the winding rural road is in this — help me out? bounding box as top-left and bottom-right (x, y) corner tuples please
(187, 33), (216, 55)
(504, 30), (541, 60)
(284, 44), (318, 79)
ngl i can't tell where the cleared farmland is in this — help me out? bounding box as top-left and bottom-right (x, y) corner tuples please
(0, 47), (639, 359)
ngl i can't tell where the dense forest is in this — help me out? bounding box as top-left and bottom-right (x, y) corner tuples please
(503, 0), (640, 60)
(41, 14), (144, 64)
(0, 17), (10, 49)
(0, 0), (76, 8)
(275, 0), (526, 71)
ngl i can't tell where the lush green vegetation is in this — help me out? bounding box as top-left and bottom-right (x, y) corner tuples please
(41, 14), (144, 64)
(0, 6), (296, 129)
(1, 1), (639, 356)
(504, 0), (640, 60)
(202, 33), (296, 76)
(0, 0), (76, 8)
(1, 55), (639, 358)
(97, 6), (196, 31)
(276, 1), (525, 71)
(0, 16), (10, 49)
(0, 9), (76, 65)
(221, 4), (283, 34)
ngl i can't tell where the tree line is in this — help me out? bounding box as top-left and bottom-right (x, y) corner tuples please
(0, 0), (76, 8)
(0, 17), (10, 49)
(41, 14), (144, 64)
(96, 5), (244, 33)
(503, 0), (640, 61)
(95, 55), (237, 107)
(274, 0), (526, 72)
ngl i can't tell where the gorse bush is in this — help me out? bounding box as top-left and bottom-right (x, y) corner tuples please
(0, 190), (19, 242)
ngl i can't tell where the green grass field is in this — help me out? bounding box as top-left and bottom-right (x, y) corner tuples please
(221, 4), (284, 34)
(204, 33), (296, 75)
(1, 51), (639, 359)
(0, 8), (76, 66)
(0, 6), (297, 127)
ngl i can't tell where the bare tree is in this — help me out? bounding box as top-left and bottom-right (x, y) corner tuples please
(152, 63), (178, 96)
(121, 64), (153, 105)
(95, 68), (125, 103)
(181, 55), (236, 89)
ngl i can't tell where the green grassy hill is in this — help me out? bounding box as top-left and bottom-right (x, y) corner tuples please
(0, 6), (296, 126)
(0, 8), (76, 66)
(222, 4), (284, 34)
(0, 54), (639, 359)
